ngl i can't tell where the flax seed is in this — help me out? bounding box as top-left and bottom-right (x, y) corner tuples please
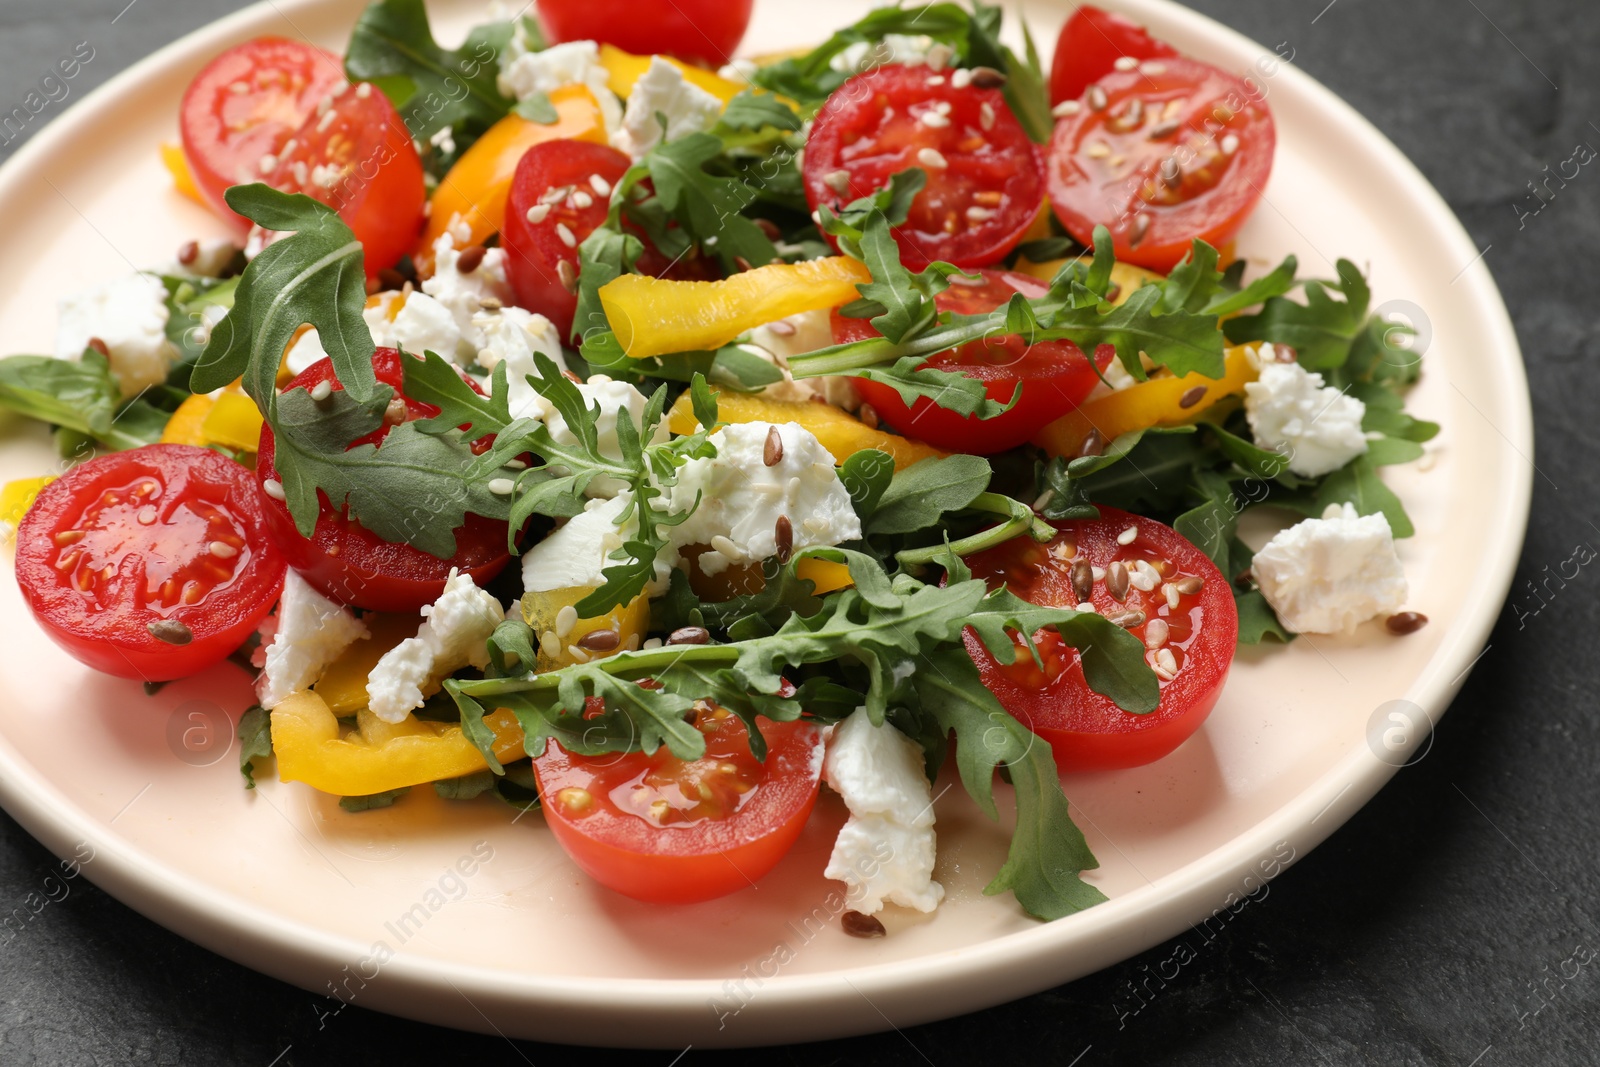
(578, 628), (620, 651)
(1106, 560), (1130, 602)
(764, 425), (784, 466)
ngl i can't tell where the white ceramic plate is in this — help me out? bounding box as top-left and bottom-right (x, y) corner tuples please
(0, 0), (1531, 1048)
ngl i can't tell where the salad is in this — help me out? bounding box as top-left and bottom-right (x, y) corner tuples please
(0, 0), (1438, 930)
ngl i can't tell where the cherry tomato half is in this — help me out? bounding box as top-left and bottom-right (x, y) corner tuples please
(504, 139), (715, 341)
(832, 269), (1112, 453)
(965, 508), (1236, 771)
(266, 82), (426, 279)
(15, 444), (286, 681)
(533, 702), (824, 904)
(804, 64), (1045, 271)
(1048, 5), (1179, 105)
(535, 0), (754, 68)
(255, 349), (511, 613)
(1045, 57), (1275, 272)
(179, 37), (347, 234)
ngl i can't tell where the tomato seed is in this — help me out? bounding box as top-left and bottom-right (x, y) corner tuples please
(555, 787), (592, 815)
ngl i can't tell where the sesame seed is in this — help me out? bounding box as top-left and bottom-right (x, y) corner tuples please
(1051, 99), (1083, 118)
(263, 479), (286, 500)
(309, 380), (333, 402)
(317, 109), (337, 133)
(1108, 610), (1146, 629)
(355, 82), (372, 98)
(1140, 61), (1168, 76)
(555, 604), (579, 638)
(1086, 140), (1112, 158)
(810, 209), (823, 226)
(979, 101), (995, 130)
(1114, 56), (1139, 71)
(766, 319), (796, 337)
(1077, 601), (1098, 614)
(926, 75), (946, 86)
(1156, 647), (1179, 677)
(933, 100), (953, 115)
(824, 169), (851, 195)
(916, 147), (948, 169)
(919, 110), (951, 128)
(209, 541), (238, 559)
(280, 139), (297, 159)
(1131, 560), (1161, 591)
(1117, 525), (1138, 545)
(566, 644), (590, 663)
(589, 173), (612, 197)
(1087, 85), (1108, 111)
(1148, 119), (1181, 140)
(1163, 583), (1181, 610)
(541, 184), (573, 205)
(1144, 618), (1169, 649)
(555, 222), (577, 248)
(1221, 134), (1240, 156)
(966, 205), (996, 221)
(503, 458), (527, 470)
(950, 68), (972, 89)
(136, 506), (157, 525)
(258, 154), (277, 174)
(1129, 212), (1150, 246)
(488, 477), (515, 495)
(229, 81), (250, 94)
(642, 637), (663, 650)
(570, 189), (593, 209)
(710, 534), (741, 559)
(539, 631), (561, 658)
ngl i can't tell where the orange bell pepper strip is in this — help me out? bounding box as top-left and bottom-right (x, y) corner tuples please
(271, 690), (525, 797)
(666, 388), (945, 471)
(601, 257), (872, 360)
(160, 142), (204, 206)
(1033, 344), (1260, 457)
(416, 84), (609, 273)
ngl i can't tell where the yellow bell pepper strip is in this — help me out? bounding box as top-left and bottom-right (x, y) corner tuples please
(600, 257), (872, 360)
(1014, 257), (1167, 307)
(159, 386), (263, 451)
(160, 142), (204, 206)
(271, 690), (525, 797)
(665, 388), (945, 470)
(521, 588), (650, 670)
(416, 84), (609, 273)
(313, 613), (420, 716)
(598, 45), (746, 104)
(796, 557), (853, 594)
(159, 393), (213, 446)
(1033, 344), (1260, 457)
(0, 477), (53, 529)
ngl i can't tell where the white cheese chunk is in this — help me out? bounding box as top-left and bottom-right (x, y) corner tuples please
(667, 421), (861, 575)
(611, 55), (723, 160)
(1252, 503), (1408, 634)
(420, 230), (516, 360)
(55, 273), (178, 398)
(497, 40), (623, 136)
(519, 491), (675, 595)
(257, 570), (369, 709)
(1244, 350), (1368, 477)
(366, 570), (505, 723)
(472, 305), (567, 421)
(830, 34), (934, 74)
(544, 376), (669, 497)
(823, 707), (944, 915)
(742, 309), (861, 409)
(390, 291), (463, 364)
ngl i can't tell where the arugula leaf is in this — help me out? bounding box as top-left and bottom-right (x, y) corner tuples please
(434, 770), (497, 801)
(646, 133), (778, 273)
(867, 454), (990, 535)
(237, 705), (273, 790)
(1204, 254), (1298, 317)
(718, 89), (803, 133)
(1225, 259), (1370, 370)
(340, 787), (411, 812)
(0, 353), (165, 451)
(345, 0), (514, 145)
(839, 448), (897, 524)
(1313, 455), (1414, 538)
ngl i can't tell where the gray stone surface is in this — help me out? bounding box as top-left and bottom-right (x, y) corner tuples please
(0, 0), (1595, 1063)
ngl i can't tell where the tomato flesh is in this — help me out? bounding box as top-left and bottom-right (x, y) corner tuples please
(179, 37), (347, 234)
(1046, 57), (1275, 272)
(804, 64), (1045, 271)
(833, 269), (1112, 453)
(15, 444), (286, 681)
(965, 508), (1236, 771)
(266, 83), (426, 279)
(1048, 5), (1180, 105)
(255, 349), (511, 613)
(535, 0), (753, 68)
(533, 703), (824, 904)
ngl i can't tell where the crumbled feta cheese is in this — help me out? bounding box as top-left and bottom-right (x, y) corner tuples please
(1244, 352), (1368, 477)
(823, 707), (944, 914)
(497, 40), (623, 137)
(667, 422), (862, 575)
(420, 230), (515, 357)
(830, 34), (933, 74)
(742, 310), (860, 409)
(1252, 503), (1408, 634)
(366, 570), (505, 723)
(257, 570), (370, 708)
(472, 306), (566, 421)
(391, 291), (463, 362)
(611, 56), (723, 160)
(55, 273), (178, 398)
(544, 376), (669, 496)
(520, 491), (675, 595)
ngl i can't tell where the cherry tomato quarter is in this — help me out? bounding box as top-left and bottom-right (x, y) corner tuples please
(964, 508), (1236, 771)
(1048, 5), (1179, 105)
(832, 269), (1113, 453)
(804, 64), (1046, 271)
(179, 37), (347, 233)
(15, 444), (286, 681)
(534, 0), (754, 68)
(1045, 58), (1275, 272)
(255, 349), (511, 613)
(532, 702), (824, 904)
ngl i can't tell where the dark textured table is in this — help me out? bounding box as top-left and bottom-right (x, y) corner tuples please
(0, 1), (1593, 1063)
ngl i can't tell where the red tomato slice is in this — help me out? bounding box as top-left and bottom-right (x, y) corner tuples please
(266, 83), (426, 280)
(1045, 58), (1275, 272)
(964, 508), (1236, 771)
(804, 64), (1045, 271)
(533, 702), (824, 904)
(535, 0), (753, 67)
(832, 269), (1112, 453)
(179, 37), (348, 234)
(1048, 5), (1179, 105)
(504, 139), (715, 341)
(255, 349), (511, 613)
(15, 444), (286, 681)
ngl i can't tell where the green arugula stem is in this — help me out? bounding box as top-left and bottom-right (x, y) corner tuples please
(454, 640), (744, 698)
(788, 315), (1001, 378)
(895, 492), (1053, 567)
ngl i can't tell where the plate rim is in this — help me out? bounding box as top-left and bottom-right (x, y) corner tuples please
(0, 0), (1533, 1047)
